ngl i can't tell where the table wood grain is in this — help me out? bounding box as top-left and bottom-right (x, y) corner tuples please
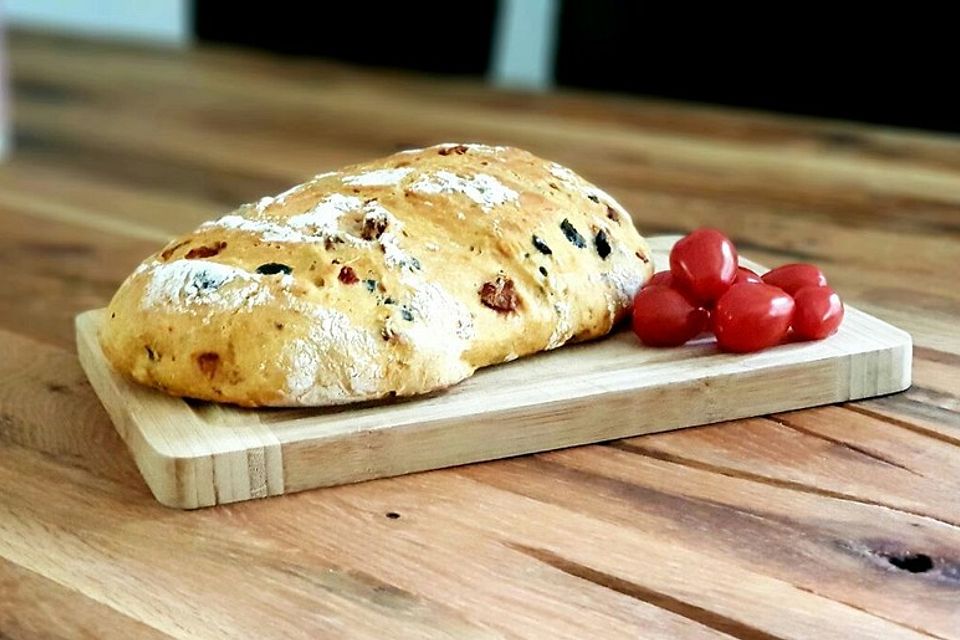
(1, 31), (959, 639)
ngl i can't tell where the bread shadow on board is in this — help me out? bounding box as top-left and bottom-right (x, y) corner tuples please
(183, 386), (453, 424)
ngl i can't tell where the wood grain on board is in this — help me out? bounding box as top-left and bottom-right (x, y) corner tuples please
(1, 30), (959, 639)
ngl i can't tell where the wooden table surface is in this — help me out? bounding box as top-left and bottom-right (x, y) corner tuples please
(1, 31), (959, 640)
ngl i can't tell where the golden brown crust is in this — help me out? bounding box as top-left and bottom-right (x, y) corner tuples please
(100, 144), (653, 406)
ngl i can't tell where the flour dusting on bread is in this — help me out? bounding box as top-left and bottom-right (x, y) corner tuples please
(287, 193), (364, 234)
(142, 260), (268, 313)
(342, 167), (413, 187)
(409, 171), (518, 211)
(405, 277), (475, 351)
(284, 304), (384, 404)
(204, 214), (313, 243)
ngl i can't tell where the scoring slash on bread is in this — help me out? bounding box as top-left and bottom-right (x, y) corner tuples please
(100, 144), (654, 406)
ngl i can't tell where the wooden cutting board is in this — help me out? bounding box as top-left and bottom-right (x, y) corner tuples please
(75, 236), (912, 509)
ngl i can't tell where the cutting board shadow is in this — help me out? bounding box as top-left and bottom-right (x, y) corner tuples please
(75, 236), (912, 508)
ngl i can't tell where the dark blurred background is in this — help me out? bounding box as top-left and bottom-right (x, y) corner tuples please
(7, 0), (959, 133)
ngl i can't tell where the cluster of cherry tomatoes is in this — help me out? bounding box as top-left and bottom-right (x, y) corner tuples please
(632, 229), (844, 353)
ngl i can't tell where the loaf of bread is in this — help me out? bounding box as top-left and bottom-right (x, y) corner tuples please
(100, 144), (653, 406)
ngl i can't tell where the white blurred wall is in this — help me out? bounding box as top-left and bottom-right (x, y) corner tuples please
(489, 0), (559, 90)
(6, 0), (191, 45)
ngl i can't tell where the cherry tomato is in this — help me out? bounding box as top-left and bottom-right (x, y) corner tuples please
(761, 263), (827, 297)
(734, 266), (762, 285)
(670, 228), (738, 304)
(792, 286), (844, 340)
(713, 283), (795, 353)
(645, 270), (702, 305)
(632, 285), (710, 347)
(647, 270), (675, 288)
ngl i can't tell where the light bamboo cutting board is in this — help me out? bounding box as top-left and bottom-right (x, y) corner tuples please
(75, 236), (912, 509)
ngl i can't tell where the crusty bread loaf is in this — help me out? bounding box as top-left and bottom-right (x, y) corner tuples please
(100, 144), (653, 406)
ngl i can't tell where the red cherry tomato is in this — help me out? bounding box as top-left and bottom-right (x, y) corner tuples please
(645, 269), (701, 305)
(632, 285), (709, 347)
(713, 283), (795, 353)
(670, 228), (738, 304)
(647, 270), (674, 288)
(792, 286), (844, 340)
(734, 266), (762, 285)
(761, 263), (827, 297)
